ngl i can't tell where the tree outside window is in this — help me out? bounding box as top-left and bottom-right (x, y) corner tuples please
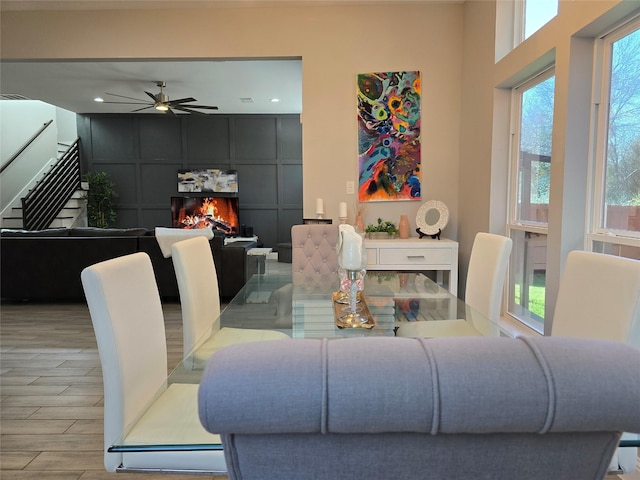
(508, 71), (555, 333)
(604, 27), (640, 232)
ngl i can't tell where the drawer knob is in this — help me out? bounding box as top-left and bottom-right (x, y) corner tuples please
(407, 255), (426, 259)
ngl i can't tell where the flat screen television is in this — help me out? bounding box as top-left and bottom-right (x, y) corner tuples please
(171, 196), (240, 236)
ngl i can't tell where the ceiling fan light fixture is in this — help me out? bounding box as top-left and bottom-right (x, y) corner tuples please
(155, 103), (169, 111)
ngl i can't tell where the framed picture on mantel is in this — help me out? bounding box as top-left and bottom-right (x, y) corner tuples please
(357, 71), (422, 203)
(178, 169), (238, 193)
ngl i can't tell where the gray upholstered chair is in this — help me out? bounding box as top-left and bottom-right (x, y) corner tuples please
(551, 250), (640, 473)
(171, 236), (289, 369)
(274, 223), (340, 321)
(198, 336), (640, 480)
(397, 232), (512, 338)
(81, 252), (224, 473)
(291, 223), (340, 286)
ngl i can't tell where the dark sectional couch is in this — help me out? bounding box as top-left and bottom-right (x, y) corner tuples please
(0, 227), (258, 302)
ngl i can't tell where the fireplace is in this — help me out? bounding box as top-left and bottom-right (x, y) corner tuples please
(171, 196), (240, 235)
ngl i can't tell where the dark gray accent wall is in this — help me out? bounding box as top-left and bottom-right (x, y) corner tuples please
(77, 113), (303, 248)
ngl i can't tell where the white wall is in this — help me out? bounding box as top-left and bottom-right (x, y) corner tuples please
(0, 100), (78, 215)
(2, 1), (635, 296)
(0, 101), (57, 213)
(0, 4), (464, 240)
(56, 106), (79, 145)
(0, 100), (56, 164)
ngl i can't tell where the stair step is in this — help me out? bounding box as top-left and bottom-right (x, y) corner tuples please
(2, 218), (24, 228)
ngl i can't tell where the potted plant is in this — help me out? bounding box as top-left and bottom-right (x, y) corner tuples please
(84, 171), (118, 228)
(365, 218), (399, 239)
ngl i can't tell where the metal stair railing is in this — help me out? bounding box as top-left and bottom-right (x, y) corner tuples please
(22, 139), (82, 231)
(0, 120), (53, 174)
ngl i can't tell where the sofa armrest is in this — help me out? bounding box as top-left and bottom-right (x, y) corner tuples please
(199, 336), (640, 436)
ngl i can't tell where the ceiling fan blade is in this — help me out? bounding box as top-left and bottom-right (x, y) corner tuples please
(177, 104), (219, 110)
(105, 92), (151, 102)
(144, 91), (159, 102)
(167, 97), (197, 105)
(172, 106), (207, 115)
(130, 105), (154, 113)
(165, 108), (177, 116)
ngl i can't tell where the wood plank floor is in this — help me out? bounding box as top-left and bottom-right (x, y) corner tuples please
(1, 258), (638, 479)
(1, 301), (227, 479)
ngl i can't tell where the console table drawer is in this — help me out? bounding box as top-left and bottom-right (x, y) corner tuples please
(365, 248), (378, 265)
(379, 248), (452, 266)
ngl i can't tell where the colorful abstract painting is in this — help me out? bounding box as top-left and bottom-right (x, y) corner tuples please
(357, 71), (421, 202)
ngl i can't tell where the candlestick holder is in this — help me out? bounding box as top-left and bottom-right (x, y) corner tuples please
(336, 267), (364, 305)
(338, 269), (367, 326)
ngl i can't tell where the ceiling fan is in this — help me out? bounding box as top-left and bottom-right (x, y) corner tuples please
(102, 81), (219, 114)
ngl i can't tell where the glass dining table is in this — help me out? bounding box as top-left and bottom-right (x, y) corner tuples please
(221, 271), (506, 339)
(109, 271), (507, 454)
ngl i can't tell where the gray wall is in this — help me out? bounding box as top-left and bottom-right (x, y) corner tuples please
(77, 113), (302, 248)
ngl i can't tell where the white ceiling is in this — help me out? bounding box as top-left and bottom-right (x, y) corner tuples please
(0, 59), (303, 115)
(0, 0), (460, 115)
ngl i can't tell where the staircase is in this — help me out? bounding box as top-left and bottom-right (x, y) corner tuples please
(1, 139), (86, 230)
(2, 186), (88, 229)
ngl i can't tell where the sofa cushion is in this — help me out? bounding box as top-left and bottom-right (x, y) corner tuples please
(0, 228), (70, 237)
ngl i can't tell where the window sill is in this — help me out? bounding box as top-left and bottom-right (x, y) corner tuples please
(498, 315), (542, 338)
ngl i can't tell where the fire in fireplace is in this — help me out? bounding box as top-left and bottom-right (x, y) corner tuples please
(171, 196), (240, 235)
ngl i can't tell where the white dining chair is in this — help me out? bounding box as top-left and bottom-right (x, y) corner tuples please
(81, 252), (225, 473)
(397, 232), (512, 338)
(551, 250), (640, 473)
(551, 250), (640, 343)
(171, 236), (289, 369)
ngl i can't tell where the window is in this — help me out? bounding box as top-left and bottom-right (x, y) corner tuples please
(524, 0), (558, 39)
(507, 70), (555, 333)
(496, 0), (558, 61)
(590, 19), (640, 260)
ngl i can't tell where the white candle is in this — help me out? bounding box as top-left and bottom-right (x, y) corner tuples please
(337, 224), (355, 255)
(339, 202), (348, 218)
(339, 229), (363, 270)
(316, 198), (324, 214)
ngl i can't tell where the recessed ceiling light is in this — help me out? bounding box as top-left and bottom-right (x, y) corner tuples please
(270, 98), (280, 103)
(94, 97), (104, 102)
(240, 97), (254, 103)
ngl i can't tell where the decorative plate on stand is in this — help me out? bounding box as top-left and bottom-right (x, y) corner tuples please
(416, 200), (449, 240)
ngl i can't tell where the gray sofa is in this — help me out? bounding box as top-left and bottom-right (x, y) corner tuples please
(0, 227), (258, 301)
(198, 336), (640, 480)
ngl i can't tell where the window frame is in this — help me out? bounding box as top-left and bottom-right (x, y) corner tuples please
(506, 66), (555, 334)
(589, 17), (640, 249)
(508, 67), (555, 230)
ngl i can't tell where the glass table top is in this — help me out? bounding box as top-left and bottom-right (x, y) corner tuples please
(109, 271), (506, 452)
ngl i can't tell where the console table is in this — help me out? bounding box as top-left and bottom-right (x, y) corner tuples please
(364, 237), (458, 294)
